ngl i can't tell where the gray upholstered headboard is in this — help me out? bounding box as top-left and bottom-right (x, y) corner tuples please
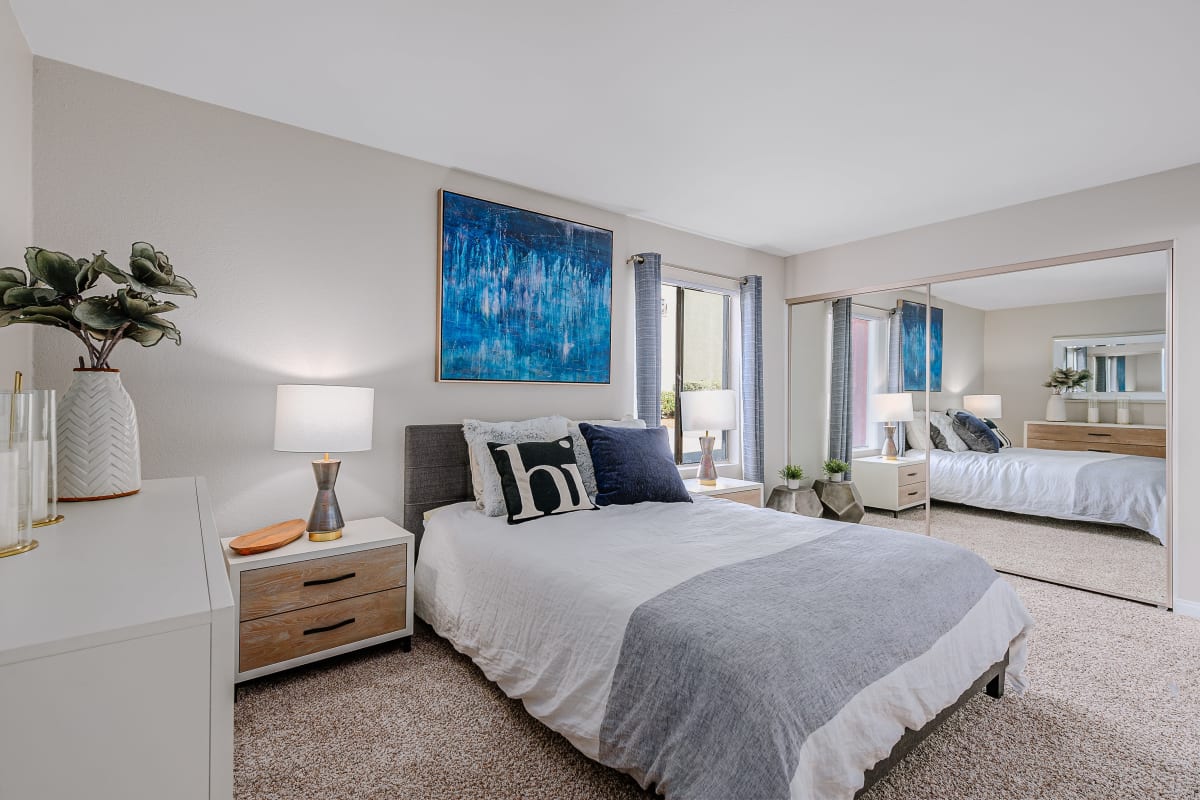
(403, 424), (474, 553)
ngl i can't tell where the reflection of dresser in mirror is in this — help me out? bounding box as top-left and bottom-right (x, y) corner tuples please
(1024, 421), (1166, 458)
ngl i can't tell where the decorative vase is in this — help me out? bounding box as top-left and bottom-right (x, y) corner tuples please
(828, 473), (843, 483)
(57, 369), (141, 501)
(786, 478), (800, 490)
(1045, 393), (1067, 422)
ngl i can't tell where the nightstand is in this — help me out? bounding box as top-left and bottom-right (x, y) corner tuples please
(852, 456), (927, 516)
(222, 517), (415, 683)
(682, 476), (764, 507)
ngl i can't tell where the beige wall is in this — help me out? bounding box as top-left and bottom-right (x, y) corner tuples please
(982, 294), (1167, 430)
(0, 1), (32, 378)
(30, 59), (787, 538)
(787, 163), (1200, 613)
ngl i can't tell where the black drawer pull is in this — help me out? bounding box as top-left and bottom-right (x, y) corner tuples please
(304, 617), (355, 636)
(905, 471), (918, 477)
(304, 571), (356, 587)
(906, 490), (919, 496)
(1086, 432), (1112, 437)
(1087, 448), (1111, 453)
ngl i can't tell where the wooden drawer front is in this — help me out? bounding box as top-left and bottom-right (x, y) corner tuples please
(715, 489), (762, 507)
(1027, 438), (1165, 459)
(897, 481), (926, 507)
(897, 463), (926, 487)
(1026, 424), (1165, 447)
(239, 544), (407, 621)
(239, 587), (406, 672)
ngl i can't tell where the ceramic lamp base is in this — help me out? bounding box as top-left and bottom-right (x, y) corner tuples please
(307, 458), (345, 541)
(882, 424), (899, 460)
(697, 435), (718, 486)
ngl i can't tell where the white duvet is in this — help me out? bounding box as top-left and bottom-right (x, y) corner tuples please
(924, 447), (1166, 542)
(415, 497), (1031, 799)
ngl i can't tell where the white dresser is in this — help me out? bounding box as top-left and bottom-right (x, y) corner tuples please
(852, 455), (928, 515)
(0, 477), (234, 800)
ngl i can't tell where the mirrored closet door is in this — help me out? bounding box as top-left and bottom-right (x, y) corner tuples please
(925, 251), (1170, 605)
(786, 287), (932, 531)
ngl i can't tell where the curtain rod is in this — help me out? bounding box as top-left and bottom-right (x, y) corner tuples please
(626, 255), (748, 286)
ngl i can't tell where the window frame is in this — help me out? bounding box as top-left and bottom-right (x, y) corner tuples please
(661, 281), (734, 466)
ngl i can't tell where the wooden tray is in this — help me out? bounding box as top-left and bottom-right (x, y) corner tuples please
(229, 519), (306, 556)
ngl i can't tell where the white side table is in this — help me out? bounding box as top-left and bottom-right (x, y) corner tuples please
(852, 455), (927, 516)
(682, 476), (764, 507)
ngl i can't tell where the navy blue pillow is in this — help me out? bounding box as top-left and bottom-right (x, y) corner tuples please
(577, 423), (692, 506)
(952, 411), (1002, 454)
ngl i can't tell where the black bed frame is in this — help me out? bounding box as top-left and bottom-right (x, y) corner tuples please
(403, 424), (1009, 797)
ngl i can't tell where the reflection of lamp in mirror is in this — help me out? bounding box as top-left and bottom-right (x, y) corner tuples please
(964, 394), (1002, 421)
(870, 393), (914, 461)
(680, 389), (736, 486)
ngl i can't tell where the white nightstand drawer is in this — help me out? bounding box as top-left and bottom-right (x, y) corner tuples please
(897, 481), (926, 506)
(239, 587), (406, 672)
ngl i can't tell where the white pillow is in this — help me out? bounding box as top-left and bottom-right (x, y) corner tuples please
(928, 411), (970, 453)
(568, 416), (647, 499)
(904, 419), (931, 452)
(463, 416), (571, 516)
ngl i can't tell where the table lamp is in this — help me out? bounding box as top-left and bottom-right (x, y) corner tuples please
(963, 394), (1002, 420)
(274, 385), (374, 541)
(680, 389), (736, 486)
(869, 392), (914, 461)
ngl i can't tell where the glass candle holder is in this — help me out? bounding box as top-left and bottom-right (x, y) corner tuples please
(1087, 397), (1100, 424)
(0, 391), (36, 558)
(30, 389), (61, 527)
(1116, 398), (1131, 425)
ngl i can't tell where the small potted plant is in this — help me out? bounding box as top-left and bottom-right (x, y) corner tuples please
(1042, 367), (1092, 422)
(778, 464), (804, 490)
(823, 459), (850, 483)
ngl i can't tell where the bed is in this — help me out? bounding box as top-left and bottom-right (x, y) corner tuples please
(921, 447), (1167, 543)
(406, 424), (1034, 800)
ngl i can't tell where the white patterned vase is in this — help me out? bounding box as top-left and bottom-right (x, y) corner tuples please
(57, 369), (141, 501)
(1045, 393), (1067, 422)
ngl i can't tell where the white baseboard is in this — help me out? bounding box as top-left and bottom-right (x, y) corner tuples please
(1173, 598), (1200, 619)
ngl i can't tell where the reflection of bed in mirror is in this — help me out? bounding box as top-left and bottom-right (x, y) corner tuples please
(916, 446), (1166, 543)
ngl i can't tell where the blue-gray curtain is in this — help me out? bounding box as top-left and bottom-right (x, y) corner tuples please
(829, 297), (853, 479)
(740, 275), (763, 482)
(633, 253), (662, 427)
(887, 309), (907, 454)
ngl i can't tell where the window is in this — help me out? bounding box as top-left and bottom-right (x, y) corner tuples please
(660, 284), (732, 464)
(850, 307), (889, 451)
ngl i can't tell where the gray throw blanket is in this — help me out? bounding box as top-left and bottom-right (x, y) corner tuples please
(598, 526), (1003, 799)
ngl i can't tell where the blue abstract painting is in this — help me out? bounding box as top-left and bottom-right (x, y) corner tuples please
(899, 300), (943, 392)
(438, 191), (613, 383)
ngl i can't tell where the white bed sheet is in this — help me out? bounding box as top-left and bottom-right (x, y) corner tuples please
(924, 447), (1166, 542)
(415, 497), (1031, 799)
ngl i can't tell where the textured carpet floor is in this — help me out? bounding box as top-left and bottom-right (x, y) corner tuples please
(235, 578), (1200, 799)
(862, 503), (1167, 605)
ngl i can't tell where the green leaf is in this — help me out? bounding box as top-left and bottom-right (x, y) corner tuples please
(73, 297), (130, 330)
(128, 243), (197, 297)
(0, 308), (23, 328)
(136, 314), (181, 345)
(83, 252), (129, 292)
(0, 267), (27, 287)
(125, 324), (164, 346)
(14, 313), (71, 329)
(25, 248), (80, 294)
(3, 286), (58, 307)
(152, 274), (197, 297)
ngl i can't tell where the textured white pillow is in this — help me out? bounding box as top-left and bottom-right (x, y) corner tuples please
(568, 417), (647, 499)
(904, 419), (931, 452)
(928, 411), (970, 453)
(463, 416), (571, 516)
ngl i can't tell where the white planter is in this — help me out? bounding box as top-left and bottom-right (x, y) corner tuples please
(828, 473), (843, 483)
(786, 478), (800, 490)
(1045, 394), (1067, 422)
(57, 369), (141, 501)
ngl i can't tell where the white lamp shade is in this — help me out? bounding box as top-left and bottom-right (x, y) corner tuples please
(680, 389), (737, 432)
(869, 392), (914, 423)
(274, 385), (374, 453)
(964, 394), (1002, 419)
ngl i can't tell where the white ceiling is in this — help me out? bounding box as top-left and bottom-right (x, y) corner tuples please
(931, 251), (1169, 310)
(12, 1), (1200, 256)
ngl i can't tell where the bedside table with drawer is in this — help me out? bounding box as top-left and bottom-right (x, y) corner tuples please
(682, 477), (764, 507)
(223, 517), (414, 682)
(852, 456), (927, 516)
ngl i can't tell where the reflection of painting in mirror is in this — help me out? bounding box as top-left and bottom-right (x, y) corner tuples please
(898, 300), (942, 391)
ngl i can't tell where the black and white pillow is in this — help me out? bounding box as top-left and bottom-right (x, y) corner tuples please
(981, 418), (1012, 448)
(487, 437), (597, 524)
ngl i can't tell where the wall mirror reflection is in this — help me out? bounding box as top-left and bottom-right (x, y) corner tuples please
(925, 251), (1169, 606)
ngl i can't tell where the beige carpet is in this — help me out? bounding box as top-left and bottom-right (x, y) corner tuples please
(862, 503), (1168, 605)
(235, 577), (1200, 799)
